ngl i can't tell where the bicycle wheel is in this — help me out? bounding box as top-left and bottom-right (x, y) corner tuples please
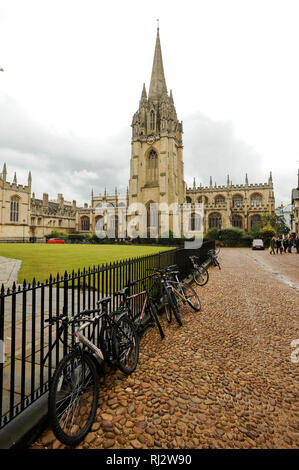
(112, 316), (139, 375)
(163, 292), (172, 323)
(193, 266), (209, 286)
(180, 282), (201, 311)
(99, 321), (113, 364)
(48, 350), (99, 447)
(166, 287), (183, 327)
(148, 300), (165, 339)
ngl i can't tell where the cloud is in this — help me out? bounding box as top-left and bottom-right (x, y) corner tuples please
(0, 95), (130, 205)
(183, 112), (265, 187)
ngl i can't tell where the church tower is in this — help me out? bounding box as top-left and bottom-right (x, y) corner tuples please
(129, 27), (185, 235)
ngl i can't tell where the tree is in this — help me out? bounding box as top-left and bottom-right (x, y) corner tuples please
(261, 213), (289, 235)
(259, 224), (276, 247)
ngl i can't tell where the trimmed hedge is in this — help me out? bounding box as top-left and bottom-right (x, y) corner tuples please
(219, 228), (243, 247)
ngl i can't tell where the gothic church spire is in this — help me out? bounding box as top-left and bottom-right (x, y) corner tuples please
(148, 27), (167, 100)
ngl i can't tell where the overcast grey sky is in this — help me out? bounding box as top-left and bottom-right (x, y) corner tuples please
(0, 0), (298, 206)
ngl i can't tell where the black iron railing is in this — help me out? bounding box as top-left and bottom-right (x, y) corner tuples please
(0, 241), (214, 430)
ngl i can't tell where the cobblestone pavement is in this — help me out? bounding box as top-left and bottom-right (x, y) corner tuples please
(32, 248), (299, 449)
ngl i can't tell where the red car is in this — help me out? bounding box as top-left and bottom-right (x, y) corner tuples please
(47, 238), (66, 244)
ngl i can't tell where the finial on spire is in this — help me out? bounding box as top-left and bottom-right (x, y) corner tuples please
(227, 174), (230, 186)
(193, 177), (196, 189)
(209, 176), (212, 187)
(13, 172), (17, 184)
(157, 18), (159, 31)
(245, 173), (248, 185)
(28, 171), (32, 187)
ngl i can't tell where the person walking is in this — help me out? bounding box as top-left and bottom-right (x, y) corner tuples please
(276, 236), (282, 254)
(295, 236), (299, 254)
(283, 237), (288, 253)
(287, 237), (293, 253)
(270, 236), (276, 255)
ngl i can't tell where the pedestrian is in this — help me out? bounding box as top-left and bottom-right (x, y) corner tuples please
(287, 237), (293, 253)
(283, 237), (288, 253)
(295, 236), (299, 254)
(270, 236), (276, 255)
(276, 236), (282, 254)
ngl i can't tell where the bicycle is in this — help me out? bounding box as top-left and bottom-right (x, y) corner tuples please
(114, 277), (166, 340)
(147, 267), (183, 327)
(45, 296), (139, 446)
(207, 248), (221, 270)
(162, 265), (201, 314)
(189, 255), (209, 286)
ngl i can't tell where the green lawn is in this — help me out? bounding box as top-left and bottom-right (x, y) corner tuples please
(0, 244), (173, 284)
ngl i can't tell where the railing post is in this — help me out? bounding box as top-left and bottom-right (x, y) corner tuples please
(63, 271), (69, 356)
(0, 284), (5, 425)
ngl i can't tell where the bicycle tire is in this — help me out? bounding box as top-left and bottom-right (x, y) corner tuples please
(193, 266), (209, 286)
(148, 300), (165, 339)
(163, 292), (172, 323)
(48, 350), (99, 447)
(166, 287), (183, 327)
(180, 282), (201, 311)
(99, 321), (113, 364)
(112, 316), (139, 375)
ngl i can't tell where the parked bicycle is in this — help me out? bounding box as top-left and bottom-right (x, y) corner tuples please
(114, 277), (165, 340)
(165, 265), (201, 313)
(147, 267), (183, 327)
(189, 256), (209, 286)
(207, 248), (221, 270)
(45, 296), (139, 446)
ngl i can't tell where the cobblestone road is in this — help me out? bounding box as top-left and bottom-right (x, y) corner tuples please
(32, 248), (299, 449)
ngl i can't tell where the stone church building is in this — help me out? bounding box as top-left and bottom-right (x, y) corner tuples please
(0, 27), (275, 240)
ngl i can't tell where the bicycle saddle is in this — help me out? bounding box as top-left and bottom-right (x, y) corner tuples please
(97, 296), (112, 305)
(114, 287), (129, 297)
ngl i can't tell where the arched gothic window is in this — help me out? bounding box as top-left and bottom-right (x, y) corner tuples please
(208, 212), (222, 229)
(150, 110), (155, 131)
(232, 214), (243, 228)
(147, 149), (158, 182)
(215, 195), (225, 205)
(10, 196), (19, 222)
(81, 216), (90, 231)
(232, 196), (244, 208)
(251, 194), (262, 208)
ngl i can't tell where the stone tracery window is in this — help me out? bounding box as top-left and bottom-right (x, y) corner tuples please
(147, 149), (158, 182)
(215, 195), (225, 205)
(208, 212), (222, 229)
(251, 193), (262, 208)
(150, 110), (155, 131)
(232, 196), (243, 208)
(10, 196), (19, 222)
(81, 216), (90, 231)
(232, 214), (243, 228)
